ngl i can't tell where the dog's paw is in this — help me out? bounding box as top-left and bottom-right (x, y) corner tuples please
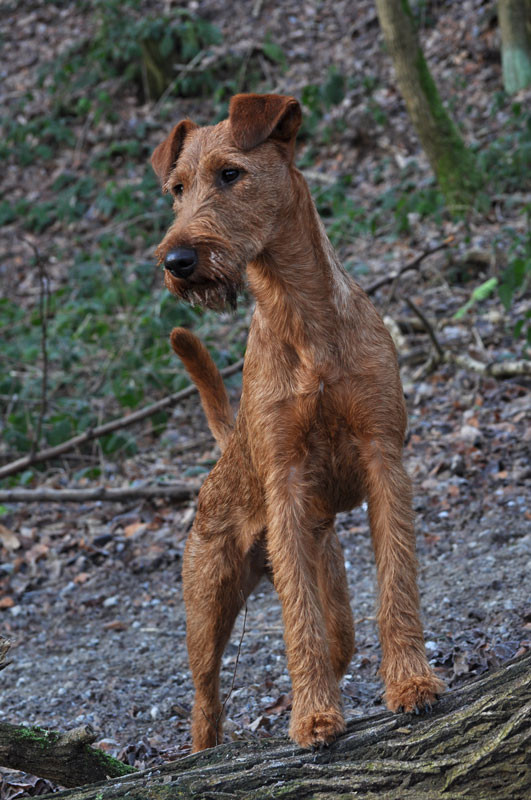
(289, 708), (345, 749)
(385, 673), (445, 714)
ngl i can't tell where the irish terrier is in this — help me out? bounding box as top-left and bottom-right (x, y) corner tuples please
(151, 93), (444, 751)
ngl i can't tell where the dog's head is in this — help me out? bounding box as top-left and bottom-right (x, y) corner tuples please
(151, 93), (302, 310)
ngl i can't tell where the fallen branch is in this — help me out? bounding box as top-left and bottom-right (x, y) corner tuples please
(413, 348), (531, 382)
(365, 237), (454, 296)
(0, 482), (200, 504)
(448, 353), (531, 378)
(0, 358), (244, 481)
(0, 635), (12, 672)
(399, 299), (531, 381)
(0, 721), (135, 788)
(40, 651), (531, 799)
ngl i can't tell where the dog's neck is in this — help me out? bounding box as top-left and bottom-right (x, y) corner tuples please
(247, 169), (351, 353)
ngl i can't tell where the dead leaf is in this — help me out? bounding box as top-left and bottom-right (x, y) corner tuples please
(264, 693), (292, 715)
(104, 620), (129, 631)
(124, 522), (147, 538)
(0, 524), (20, 550)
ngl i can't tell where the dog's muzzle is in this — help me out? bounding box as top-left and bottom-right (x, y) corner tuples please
(164, 247), (198, 279)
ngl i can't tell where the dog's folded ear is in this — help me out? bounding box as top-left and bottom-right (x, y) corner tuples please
(229, 93), (302, 156)
(151, 119), (198, 188)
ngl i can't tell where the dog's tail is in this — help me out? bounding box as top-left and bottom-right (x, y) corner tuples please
(170, 327), (234, 451)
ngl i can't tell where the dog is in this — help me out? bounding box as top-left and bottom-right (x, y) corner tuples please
(151, 93), (444, 750)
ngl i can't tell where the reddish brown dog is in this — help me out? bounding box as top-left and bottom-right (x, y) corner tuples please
(151, 93), (444, 751)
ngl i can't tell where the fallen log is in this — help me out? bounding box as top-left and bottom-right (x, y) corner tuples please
(0, 722), (135, 788)
(40, 651), (530, 799)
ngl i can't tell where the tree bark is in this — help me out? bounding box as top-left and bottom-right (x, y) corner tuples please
(375, 0), (483, 209)
(39, 652), (530, 799)
(499, 0), (531, 92)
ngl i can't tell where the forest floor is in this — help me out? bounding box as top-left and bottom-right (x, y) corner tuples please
(0, 0), (530, 796)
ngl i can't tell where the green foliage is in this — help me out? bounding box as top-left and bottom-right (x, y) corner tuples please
(453, 214), (530, 346)
(42, 1), (223, 104)
(0, 254), (198, 459)
(261, 34), (287, 69)
(310, 166), (445, 247)
(312, 179), (371, 246)
(453, 277), (499, 319)
(300, 67), (347, 142)
(478, 101), (531, 195)
(498, 219), (531, 345)
(0, 114), (75, 165)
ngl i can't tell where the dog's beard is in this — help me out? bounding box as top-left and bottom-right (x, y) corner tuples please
(162, 245), (245, 311)
(180, 276), (243, 310)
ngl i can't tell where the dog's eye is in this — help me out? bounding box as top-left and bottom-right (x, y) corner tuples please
(172, 184), (184, 197)
(220, 168), (240, 185)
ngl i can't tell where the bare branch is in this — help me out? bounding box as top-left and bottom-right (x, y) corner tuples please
(0, 358), (244, 481)
(0, 482), (200, 504)
(365, 237), (454, 296)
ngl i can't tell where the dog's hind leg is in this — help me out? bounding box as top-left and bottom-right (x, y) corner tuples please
(183, 459), (265, 752)
(316, 526), (355, 681)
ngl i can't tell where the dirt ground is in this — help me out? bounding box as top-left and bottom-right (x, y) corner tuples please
(0, 0), (530, 795)
(1, 369), (529, 767)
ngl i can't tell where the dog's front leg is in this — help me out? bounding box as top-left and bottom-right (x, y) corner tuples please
(359, 439), (445, 712)
(265, 466), (345, 749)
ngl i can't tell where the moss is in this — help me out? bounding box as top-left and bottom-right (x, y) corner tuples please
(90, 747), (137, 777)
(414, 47), (483, 208)
(15, 725), (60, 748)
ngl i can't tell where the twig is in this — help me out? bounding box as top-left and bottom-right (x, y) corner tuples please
(218, 596), (248, 744)
(202, 594), (248, 746)
(0, 636), (12, 672)
(0, 482), (201, 504)
(221, 597), (248, 718)
(0, 358), (244, 480)
(404, 297), (444, 360)
(21, 238), (49, 456)
(365, 237), (454, 296)
(252, 0), (264, 17)
(153, 49), (207, 114)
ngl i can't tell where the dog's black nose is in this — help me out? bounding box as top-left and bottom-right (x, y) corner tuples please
(164, 247), (198, 278)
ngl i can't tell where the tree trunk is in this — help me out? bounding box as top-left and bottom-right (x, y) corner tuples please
(40, 652), (530, 800)
(499, 0), (531, 92)
(375, 0), (483, 209)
